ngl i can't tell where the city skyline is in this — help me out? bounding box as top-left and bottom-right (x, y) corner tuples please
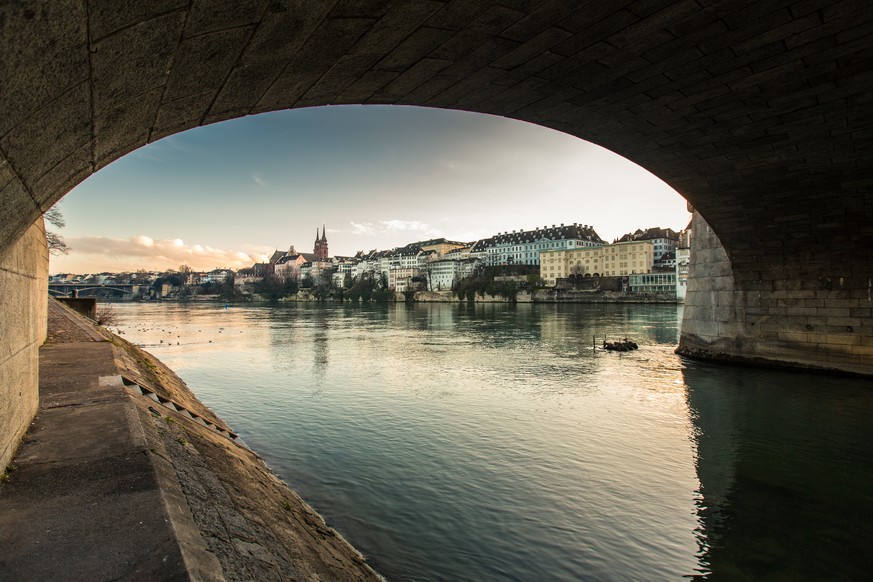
(50, 105), (690, 274)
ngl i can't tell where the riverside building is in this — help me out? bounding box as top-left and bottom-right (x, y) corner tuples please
(470, 223), (605, 267)
(540, 240), (654, 287)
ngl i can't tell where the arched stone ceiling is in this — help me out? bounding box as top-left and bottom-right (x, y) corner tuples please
(1, 0), (872, 267)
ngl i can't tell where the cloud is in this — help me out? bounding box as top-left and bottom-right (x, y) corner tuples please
(349, 220), (440, 238)
(252, 172), (267, 187)
(350, 222), (376, 235)
(58, 235), (271, 272)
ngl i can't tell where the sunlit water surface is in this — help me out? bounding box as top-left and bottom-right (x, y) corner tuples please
(111, 302), (873, 581)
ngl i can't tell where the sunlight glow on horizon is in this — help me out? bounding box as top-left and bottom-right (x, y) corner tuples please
(51, 105), (690, 274)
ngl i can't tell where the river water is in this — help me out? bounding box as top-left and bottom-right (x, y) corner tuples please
(110, 302), (873, 581)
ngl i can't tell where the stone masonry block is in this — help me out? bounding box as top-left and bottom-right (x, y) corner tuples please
(851, 345), (873, 357)
(152, 91), (216, 142)
(817, 307), (852, 317)
(499, 1), (576, 43)
(0, 155), (15, 191)
(374, 26), (455, 72)
(779, 298), (808, 309)
(0, 82), (91, 190)
(492, 27), (573, 71)
(715, 291), (736, 307)
(823, 334), (860, 346)
(206, 63), (282, 121)
(299, 54), (384, 107)
(164, 27), (254, 103)
(90, 11), (186, 110)
(337, 71), (399, 104)
(482, 77), (553, 115)
(347, 0), (444, 60)
(88, 0), (187, 41)
(708, 276), (736, 291)
(779, 315), (815, 327)
(711, 306), (735, 322)
(240, 2), (332, 65)
(32, 143), (93, 206)
(826, 317), (862, 327)
(0, 186), (38, 264)
(253, 17), (376, 111)
(740, 280), (775, 292)
(0, 1), (88, 136)
(777, 331), (810, 343)
(743, 306), (769, 316)
(371, 58), (452, 103)
(94, 89), (163, 168)
(184, 0), (267, 37)
(823, 299), (862, 308)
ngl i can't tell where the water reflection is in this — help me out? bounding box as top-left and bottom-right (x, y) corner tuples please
(683, 361), (873, 580)
(112, 302), (873, 581)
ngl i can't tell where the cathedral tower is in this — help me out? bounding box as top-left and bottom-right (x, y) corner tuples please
(314, 225), (329, 261)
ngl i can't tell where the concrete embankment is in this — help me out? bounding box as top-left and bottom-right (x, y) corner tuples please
(271, 289), (678, 304)
(0, 298), (382, 581)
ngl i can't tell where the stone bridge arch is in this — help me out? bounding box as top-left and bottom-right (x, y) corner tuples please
(1, 0), (872, 465)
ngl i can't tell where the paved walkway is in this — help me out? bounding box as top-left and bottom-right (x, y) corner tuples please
(0, 300), (220, 580)
(1, 300), (381, 581)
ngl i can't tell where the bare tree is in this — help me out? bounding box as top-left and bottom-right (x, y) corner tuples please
(46, 231), (70, 255)
(95, 303), (120, 326)
(44, 206), (70, 255)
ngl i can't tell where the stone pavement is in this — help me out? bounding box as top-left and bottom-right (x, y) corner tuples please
(0, 300), (221, 581)
(0, 300), (380, 581)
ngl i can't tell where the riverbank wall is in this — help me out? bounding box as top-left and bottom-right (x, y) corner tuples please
(0, 219), (47, 471)
(248, 288), (680, 304)
(1, 298), (382, 580)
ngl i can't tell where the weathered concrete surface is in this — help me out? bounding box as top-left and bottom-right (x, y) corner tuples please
(0, 299), (381, 581)
(0, 219), (47, 470)
(678, 211), (873, 375)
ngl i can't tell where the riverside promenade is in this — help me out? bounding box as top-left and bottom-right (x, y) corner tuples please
(0, 299), (381, 581)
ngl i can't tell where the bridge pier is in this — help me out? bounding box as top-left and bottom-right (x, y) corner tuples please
(678, 212), (873, 376)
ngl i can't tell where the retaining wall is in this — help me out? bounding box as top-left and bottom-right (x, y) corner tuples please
(0, 220), (48, 469)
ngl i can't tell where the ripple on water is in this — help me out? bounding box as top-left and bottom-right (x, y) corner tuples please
(112, 302), (873, 581)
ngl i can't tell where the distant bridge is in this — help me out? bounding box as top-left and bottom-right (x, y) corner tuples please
(48, 283), (139, 298)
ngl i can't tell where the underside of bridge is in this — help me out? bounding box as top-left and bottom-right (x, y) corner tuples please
(2, 0), (872, 464)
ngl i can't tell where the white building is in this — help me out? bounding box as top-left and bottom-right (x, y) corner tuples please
(202, 268), (233, 283)
(627, 272), (677, 295)
(426, 258), (480, 291)
(470, 223), (605, 267)
(676, 247), (690, 302)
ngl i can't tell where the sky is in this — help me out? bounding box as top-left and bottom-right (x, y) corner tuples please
(50, 105), (690, 274)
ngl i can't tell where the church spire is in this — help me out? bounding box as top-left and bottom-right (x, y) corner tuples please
(314, 224), (329, 261)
